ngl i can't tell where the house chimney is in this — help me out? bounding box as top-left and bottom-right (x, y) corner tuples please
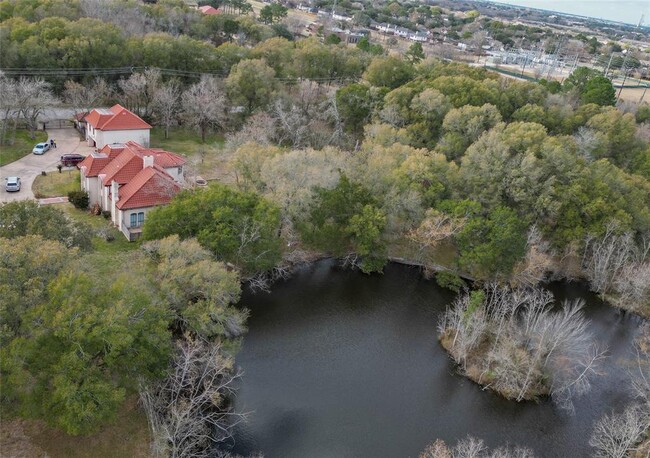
(143, 155), (154, 169)
(111, 181), (119, 201)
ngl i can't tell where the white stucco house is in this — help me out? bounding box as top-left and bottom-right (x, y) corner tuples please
(78, 141), (186, 241)
(84, 104), (152, 148)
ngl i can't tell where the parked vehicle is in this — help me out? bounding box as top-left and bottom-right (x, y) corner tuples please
(5, 176), (21, 192)
(60, 153), (86, 167)
(32, 142), (50, 155)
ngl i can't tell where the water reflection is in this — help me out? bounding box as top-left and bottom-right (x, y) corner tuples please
(231, 260), (643, 457)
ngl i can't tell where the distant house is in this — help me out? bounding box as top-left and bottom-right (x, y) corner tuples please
(410, 31), (428, 42)
(78, 141), (186, 241)
(198, 5), (221, 15)
(84, 104), (152, 148)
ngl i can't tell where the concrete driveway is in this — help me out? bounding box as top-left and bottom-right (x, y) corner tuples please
(0, 128), (95, 203)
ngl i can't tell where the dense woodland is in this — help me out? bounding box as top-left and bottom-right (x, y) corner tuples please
(1, 0), (650, 456)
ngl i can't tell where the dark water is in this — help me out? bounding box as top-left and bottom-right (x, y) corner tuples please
(231, 260), (644, 457)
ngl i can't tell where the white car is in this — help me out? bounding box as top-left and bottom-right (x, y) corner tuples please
(5, 176), (21, 192)
(32, 142), (51, 155)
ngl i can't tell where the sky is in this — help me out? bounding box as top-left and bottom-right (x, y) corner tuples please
(486, 1), (650, 26)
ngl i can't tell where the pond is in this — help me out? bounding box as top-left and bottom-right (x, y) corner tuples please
(231, 260), (644, 457)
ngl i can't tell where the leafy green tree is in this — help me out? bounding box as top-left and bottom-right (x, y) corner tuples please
(456, 205), (527, 280)
(564, 67), (603, 94)
(405, 42), (425, 63)
(226, 58), (277, 114)
(563, 67), (615, 106)
(251, 37), (295, 77)
(586, 108), (640, 168)
(3, 272), (170, 434)
(325, 33), (341, 45)
(439, 103), (502, 161)
(143, 184), (282, 273)
(0, 201), (91, 249)
(363, 56), (414, 89)
(347, 204), (387, 273)
(300, 175), (387, 273)
(259, 3), (287, 24)
(143, 236), (245, 343)
(429, 76), (499, 108)
(581, 76), (616, 106)
(0, 236), (74, 346)
(336, 83), (382, 133)
(356, 36), (384, 55)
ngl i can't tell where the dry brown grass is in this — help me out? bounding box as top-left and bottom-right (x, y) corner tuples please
(0, 398), (150, 458)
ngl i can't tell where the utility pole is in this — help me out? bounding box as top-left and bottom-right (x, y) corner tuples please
(604, 53), (614, 78)
(639, 84), (648, 105)
(616, 51), (630, 102)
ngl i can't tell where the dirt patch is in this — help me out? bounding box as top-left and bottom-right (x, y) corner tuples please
(0, 419), (49, 458)
(0, 398), (150, 458)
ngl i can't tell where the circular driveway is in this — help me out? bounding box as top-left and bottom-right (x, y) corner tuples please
(0, 128), (95, 202)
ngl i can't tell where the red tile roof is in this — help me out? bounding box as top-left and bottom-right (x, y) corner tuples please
(199, 5), (221, 14)
(78, 145), (125, 177)
(115, 167), (181, 210)
(97, 141), (186, 186)
(100, 148), (144, 186)
(85, 104), (152, 131)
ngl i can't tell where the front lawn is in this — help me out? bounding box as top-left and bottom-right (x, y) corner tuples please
(32, 169), (80, 198)
(0, 130), (48, 166)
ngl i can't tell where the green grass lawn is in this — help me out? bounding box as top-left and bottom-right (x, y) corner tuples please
(150, 127), (234, 182)
(53, 203), (140, 254)
(32, 169), (80, 198)
(0, 130), (48, 166)
(150, 126), (224, 155)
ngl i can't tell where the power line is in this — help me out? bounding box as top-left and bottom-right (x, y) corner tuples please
(0, 66), (359, 83)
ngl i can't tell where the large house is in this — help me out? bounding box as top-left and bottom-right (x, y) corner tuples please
(84, 104), (152, 148)
(78, 141), (186, 241)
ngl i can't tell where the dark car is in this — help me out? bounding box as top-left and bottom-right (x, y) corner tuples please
(60, 153), (86, 167)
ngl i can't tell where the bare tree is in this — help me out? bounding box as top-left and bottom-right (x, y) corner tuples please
(589, 405), (649, 458)
(409, 209), (466, 254)
(152, 81), (181, 139)
(582, 221), (635, 296)
(182, 76), (228, 142)
(420, 436), (535, 458)
(272, 99), (309, 148)
(119, 68), (161, 119)
(140, 339), (244, 458)
(63, 77), (113, 116)
(225, 112), (277, 151)
(14, 77), (58, 139)
(0, 75), (19, 145)
(439, 286), (605, 411)
(454, 436), (487, 458)
(573, 127), (603, 162)
(420, 439), (452, 458)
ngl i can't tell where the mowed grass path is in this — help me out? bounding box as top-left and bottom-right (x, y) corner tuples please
(0, 130), (48, 166)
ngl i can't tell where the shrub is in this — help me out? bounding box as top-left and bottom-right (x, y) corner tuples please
(68, 190), (89, 209)
(435, 270), (465, 292)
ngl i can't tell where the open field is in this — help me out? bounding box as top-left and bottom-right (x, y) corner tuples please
(0, 130), (48, 167)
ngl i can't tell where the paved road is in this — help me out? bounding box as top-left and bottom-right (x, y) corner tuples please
(0, 128), (95, 202)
